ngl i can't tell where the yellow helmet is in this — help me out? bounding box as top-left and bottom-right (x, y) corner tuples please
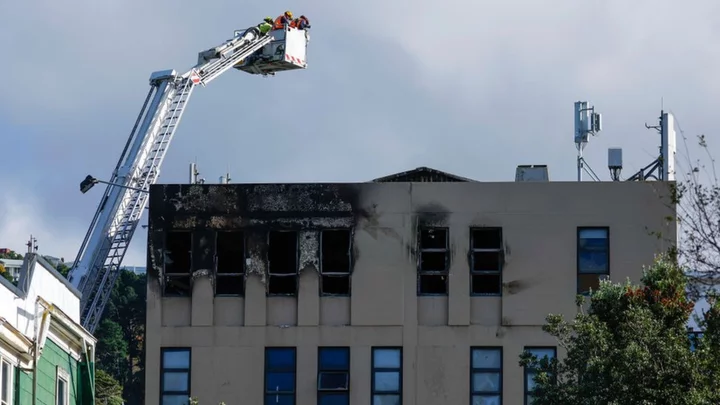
(284, 10), (293, 18)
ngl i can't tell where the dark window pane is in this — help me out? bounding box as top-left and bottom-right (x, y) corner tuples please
(319, 392), (349, 405)
(318, 372), (348, 390)
(265, 372), (295, 392)
(266, 348), (295, 369)
(264, 394), (294, 405)
(319, 348), (349, 370)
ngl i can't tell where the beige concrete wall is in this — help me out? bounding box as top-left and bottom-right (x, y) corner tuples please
(145, 181), (675, 405)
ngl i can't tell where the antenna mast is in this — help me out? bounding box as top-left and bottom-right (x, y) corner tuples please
(624, 110), (676, 181)
(574, 101), (603, 181)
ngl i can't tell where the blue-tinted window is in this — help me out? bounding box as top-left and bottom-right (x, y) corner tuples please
(471, 347), (502, 404)
(524, 347), (556, 405)
(266, 348), (296, 405)
(161, 348), (191, 405)
(578, 227), (609, 294)
(371, 348), (402, 405)
(318, 347), (349, 405)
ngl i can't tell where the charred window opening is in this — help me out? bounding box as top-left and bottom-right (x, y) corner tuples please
(470, 228), (503, 296)
(417, 227), (449, 295)
(215, 231), (245, 296)
(267, 231), (298, 296)
(164, 231), (192, 296)
(320, 229), (352, 296)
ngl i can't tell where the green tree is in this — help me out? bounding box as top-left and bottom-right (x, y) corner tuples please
(95, 319), (129, 382)
(100, 269), (147, 403)
(0, 250), (23, 260)
(0, 263), (13, 283)
(95, 369), (124, 405)
(520, 254), (720, 404)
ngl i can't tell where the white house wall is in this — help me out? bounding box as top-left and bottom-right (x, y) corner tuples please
(0, 259), (81, 337)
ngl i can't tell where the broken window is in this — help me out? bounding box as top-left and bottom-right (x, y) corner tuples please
(577, 227), (609, 295)
(267, 231), (298, 295)
(164, 231), (192, 296)
(417, 228), (449, 295)
(320, 229), (352, 296)
(470, 228), (503, 295)
(215, 231), (245, 296)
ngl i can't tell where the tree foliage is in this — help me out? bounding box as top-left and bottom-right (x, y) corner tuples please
(0, 263), (12, 283)
(0, 250), (23, 260)
(95, 369), (124, 405)
(98, 269), (147, 404)
(519, 254), (720, 404)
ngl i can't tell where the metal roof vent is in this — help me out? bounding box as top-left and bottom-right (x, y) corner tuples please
(515, 165), (549, 182)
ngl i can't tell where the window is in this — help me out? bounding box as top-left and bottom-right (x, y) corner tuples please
(268, 231), (299, 295)
(371, 347), (402, 405)
(470, 228), (503, 295)
(56, 367), (69, 405)
(471, 347), (502, 404)
(577, 227), (609, 294)
(265, 347), (296, 405)
(1, 358), (13, 405)
(524, 347), (556, 405)
(160, 348), (191, 405)
(417, 227), (449, 295)
(164, 231), (193, 296)
(320, 230), (353, 296)
(317, 347), (350, 405)
(215, 231), (246, 295)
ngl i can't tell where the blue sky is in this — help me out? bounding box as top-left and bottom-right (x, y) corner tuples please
(0, 0), (718, 266)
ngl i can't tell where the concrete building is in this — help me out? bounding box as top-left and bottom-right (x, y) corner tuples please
(143, 167), (676, 405)
(0, 254), (96, 405)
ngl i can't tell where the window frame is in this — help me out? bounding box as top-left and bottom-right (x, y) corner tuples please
(56, 366), (70, 405)
(319, 229), (354, 297)
(163, 230), (194, 297)
(371, 347), (403, 405)
(417, 227), (450, 296)
(523, 346), (556, 405)
(267, 231), (300, 297)
(577, 227), (610, 295)
(469, 227), (504, 296)
(264, 347), (297, 405)
(317, 347), (350, 405)
(0, 357), (13, 405)
(214, 230), (247, 296)
(470, 347), (503, 405)
(160, 347), (192, 405)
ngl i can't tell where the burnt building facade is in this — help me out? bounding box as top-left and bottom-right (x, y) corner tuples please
(144, 167), (676, 405)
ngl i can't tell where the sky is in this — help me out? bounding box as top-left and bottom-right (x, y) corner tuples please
(0, 0), (719, 266)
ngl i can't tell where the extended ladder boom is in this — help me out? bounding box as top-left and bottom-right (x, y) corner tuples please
(67, 29), (273, 333)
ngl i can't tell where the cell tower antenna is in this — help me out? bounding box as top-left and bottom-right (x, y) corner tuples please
(625, 108), (676, 182)
(574, 101), (603, 181)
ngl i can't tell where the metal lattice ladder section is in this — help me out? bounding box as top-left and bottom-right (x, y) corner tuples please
(76, 32), (275, 332)
(81, 79), (196, 332)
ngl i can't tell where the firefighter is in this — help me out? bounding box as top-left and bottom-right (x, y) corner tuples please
(273, 11), (293, 30)
(295, 15), (311, 30)
(258, 17), (273, 35)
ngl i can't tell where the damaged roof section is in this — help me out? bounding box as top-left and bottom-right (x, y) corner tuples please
(371, 166), (476, 183)
(147, 183), (366, 297)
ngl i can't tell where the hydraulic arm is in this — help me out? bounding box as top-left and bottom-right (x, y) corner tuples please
(67, 28), (274, 333)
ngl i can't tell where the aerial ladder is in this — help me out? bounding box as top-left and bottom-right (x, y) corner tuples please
(67, 23), (310, 333)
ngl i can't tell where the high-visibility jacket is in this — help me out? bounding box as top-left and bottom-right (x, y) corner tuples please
(289, 19), (298, 28)
(258, 22), (272, 34)
(273, 16), (288, 30)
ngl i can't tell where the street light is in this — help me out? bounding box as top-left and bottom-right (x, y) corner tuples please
(79, 175), (148, 194)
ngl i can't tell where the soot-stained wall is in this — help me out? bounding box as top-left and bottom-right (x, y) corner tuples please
(146, 183), (368, 290)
